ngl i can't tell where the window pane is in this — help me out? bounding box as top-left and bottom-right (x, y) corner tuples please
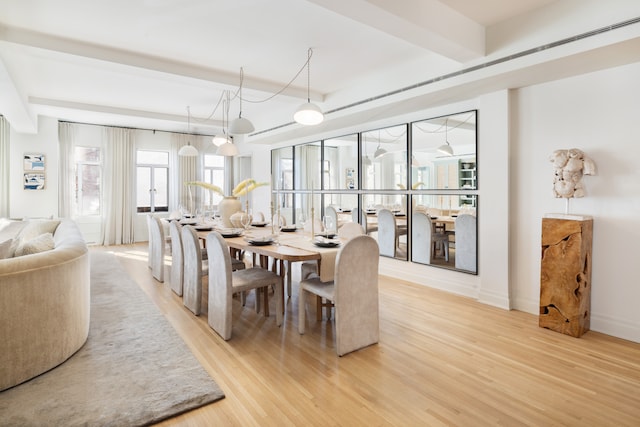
(76, 146), (100, 162)
(204, 154), (224, 168)
(79, 164), (101, 215)
(154, 167), (168, 211)
(137, 150), (168, 165)
(137, 166), (151, 210)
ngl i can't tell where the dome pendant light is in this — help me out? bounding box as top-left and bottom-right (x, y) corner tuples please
(178, 106), (199, 157)
(437, 118), (454, 156)
(216, 93), (239, 156)
(294, 48), (324, 126)
(229, 67), (255, 135)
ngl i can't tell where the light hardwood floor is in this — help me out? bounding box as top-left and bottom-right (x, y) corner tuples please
(95, 244), (640, 426)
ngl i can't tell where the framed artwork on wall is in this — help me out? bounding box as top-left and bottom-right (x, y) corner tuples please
(24, 153), (45, 171)
(24, 173), (46, 190)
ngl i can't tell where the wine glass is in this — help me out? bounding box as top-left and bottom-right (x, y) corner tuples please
(322, 215), (335, 238)
(241, 209), (253, 234)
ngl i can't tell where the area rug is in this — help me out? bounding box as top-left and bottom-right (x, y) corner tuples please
(0, 251), (224, 426)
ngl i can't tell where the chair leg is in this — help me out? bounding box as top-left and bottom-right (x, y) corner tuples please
(298, 289), (306, 334)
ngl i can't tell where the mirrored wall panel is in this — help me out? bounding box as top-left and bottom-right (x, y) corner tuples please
(323, 134), (358, 190)
(362, 125), (407, 190)
(411, 195), (477, 273)
(411, 111), (476, 191)
(294, 141), (321, 190)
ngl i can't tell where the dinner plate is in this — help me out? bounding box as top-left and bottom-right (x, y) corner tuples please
(252, 222), (268, 227)
(194, 225), (213, 231)
(180, 219), (198, 225)
(316, 233), (337, 239)
(245, 237), (274, 246)
(313, 239), (341, 248)
(218, 228), (243, 237)
(281, 226), (297, 232)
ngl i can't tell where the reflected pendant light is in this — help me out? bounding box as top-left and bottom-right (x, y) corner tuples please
(178, 106), (199, 157)
(229, 67), (255, 135)
(373, 130), (386, 159)
(294, 48), (324, 126)
(437, 119), (454, 156)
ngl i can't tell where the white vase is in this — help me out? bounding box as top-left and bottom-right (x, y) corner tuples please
(218, 196), (242, 228)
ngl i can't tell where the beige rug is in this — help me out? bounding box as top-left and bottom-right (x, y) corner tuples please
(0, 251), (224, 426)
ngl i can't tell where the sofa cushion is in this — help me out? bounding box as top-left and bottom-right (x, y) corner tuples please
(0, 219), (27, 242)
(14, 232), (56, 257)
(0, 239), (13, 259)
(18, 219), (61, 242)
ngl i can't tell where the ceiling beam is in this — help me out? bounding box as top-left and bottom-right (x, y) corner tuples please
(308, 0), (485, 62)
(0, 57), (37, 133)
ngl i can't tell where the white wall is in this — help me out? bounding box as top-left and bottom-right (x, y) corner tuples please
(511, 61), (640, 342)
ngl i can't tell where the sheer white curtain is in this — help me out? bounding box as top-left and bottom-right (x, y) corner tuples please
(58, 122), (76, 218)
(171, 133), (202, 214)
(101, 127), (135, 245)
(0, 116), (9, 218)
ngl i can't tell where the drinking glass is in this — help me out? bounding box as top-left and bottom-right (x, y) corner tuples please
(322, 215), (335, 237)
(241, 209), (253, 234)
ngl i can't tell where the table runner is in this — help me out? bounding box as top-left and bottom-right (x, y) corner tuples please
(279, 234), (341, 282)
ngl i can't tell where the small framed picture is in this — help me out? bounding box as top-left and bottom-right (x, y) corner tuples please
(24, 173), (45, 190)
(24, 153), (45, 171)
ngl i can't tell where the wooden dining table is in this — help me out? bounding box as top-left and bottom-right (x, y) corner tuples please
(196, 226), (343, 298)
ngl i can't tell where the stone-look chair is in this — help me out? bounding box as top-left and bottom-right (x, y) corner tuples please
(411, 211), (449, 264)
(377, 209), (406, 258)
(298, 235), (380, 356)
(455, 214), (477, 273)
(149, 216), (167, 282)
(182, 225), (209, 315)
(169, 221), (185, 296)
(300, 221), (365, 281)
(206, 231), (283, 341)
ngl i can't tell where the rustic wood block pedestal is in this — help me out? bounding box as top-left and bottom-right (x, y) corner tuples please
(539, 214), (593, 338)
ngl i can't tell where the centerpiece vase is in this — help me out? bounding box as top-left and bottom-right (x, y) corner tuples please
(219, 196), (242, 228)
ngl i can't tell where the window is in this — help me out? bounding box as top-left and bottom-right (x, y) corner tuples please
(75, 147), (101, 216)
(136, 150), (169, 213)
(203, 154), (225, 206)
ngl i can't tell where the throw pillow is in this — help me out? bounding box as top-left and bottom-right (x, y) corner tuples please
(17, 219), (61, 242)
(0, 238), (13, 259)
(13, 232), (56, 257)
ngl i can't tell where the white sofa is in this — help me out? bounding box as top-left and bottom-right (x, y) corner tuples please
(0, 218), (90, 391)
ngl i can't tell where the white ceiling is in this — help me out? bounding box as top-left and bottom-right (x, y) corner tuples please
(1, 0), (639, 145)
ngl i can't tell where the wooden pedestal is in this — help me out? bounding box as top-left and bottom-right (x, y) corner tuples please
(539, 214), (593, 337)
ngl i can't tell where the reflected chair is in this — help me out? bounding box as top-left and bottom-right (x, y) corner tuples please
(207, 231), (283, 340)
(352, 208), (377, 234)
(455, 214), (477, 272)
(377, 209), (406, 258)
(411, 212), (449, 264)
(298, 235), (380, 356)
(325, 205), (339, 232)
(149, 216), (167, 282)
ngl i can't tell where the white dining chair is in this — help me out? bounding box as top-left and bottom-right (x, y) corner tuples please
(149, 216), (167, 282)
(182, 225), (209, 315)
(207, 231), (283, 340)
(411, 211), (449, 264)
(298, 235), (380, 356)
(455, 214), (477, 273)
(352, 207), (377, 234)
(169, 220), (184, 296)
(377, 209), (406, 258)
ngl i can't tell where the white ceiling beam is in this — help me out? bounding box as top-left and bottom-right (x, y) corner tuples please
(0, 56), (37, 133)
(308, 0), (485, 62)
(0, 24), (322, 102)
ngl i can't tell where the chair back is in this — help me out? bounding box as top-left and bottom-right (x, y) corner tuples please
(325, 206), (338, 233)
(334, 235), (380, 356)
(455, 214), (477, 272)
(411, 211), (434, 264)
(377, 209), (397, 257)
(169, 221), (184, 296)
(206, 232), (234, 339)
(182, 225), (205, 315)
(338, 222), (365, 239)
(146, 214), (153, 268)
(149, 216), (165, 282)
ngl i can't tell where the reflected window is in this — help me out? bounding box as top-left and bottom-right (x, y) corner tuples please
(362, 125), (407, 190)
(323, 134), (358, 190)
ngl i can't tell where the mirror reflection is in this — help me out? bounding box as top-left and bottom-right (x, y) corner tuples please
(359, 194), (408, 261)
(411, 111), (476, 191)
(362, 125), (407, 190)
(411, 195), (477, 273)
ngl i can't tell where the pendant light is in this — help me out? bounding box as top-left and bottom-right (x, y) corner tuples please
(294, 48), (324, 126)
(216, 94), (239, 156)
(373, 130), (386, 159)
(228, 67), (255, 135)
(178, 106), (198, 156)
(437, 119), (454, 156)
